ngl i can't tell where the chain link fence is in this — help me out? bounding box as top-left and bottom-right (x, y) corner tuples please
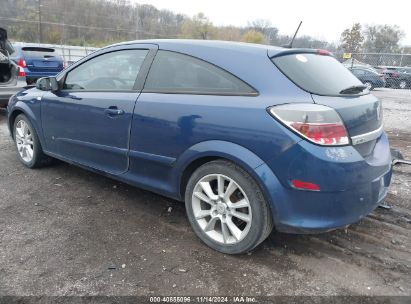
(336, 52), (411, 89)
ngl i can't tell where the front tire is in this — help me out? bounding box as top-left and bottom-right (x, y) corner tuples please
(185, 160), (273, 254)
(13, 114), (53, 168)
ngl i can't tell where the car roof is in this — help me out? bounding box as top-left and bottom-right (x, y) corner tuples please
(106, 39), (293, 94)
(111, 39), (285, 56)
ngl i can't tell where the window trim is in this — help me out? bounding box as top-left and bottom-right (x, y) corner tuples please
(60, 48), (153, 93)
(142, 50), (259, 97)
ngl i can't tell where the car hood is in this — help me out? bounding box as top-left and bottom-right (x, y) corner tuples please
(0, 28), (14, 55)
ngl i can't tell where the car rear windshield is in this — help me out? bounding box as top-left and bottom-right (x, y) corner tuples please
(22, 47), (56, 57)
(271, 53), (364, 96)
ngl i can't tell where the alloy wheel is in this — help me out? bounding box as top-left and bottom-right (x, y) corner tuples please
(191, 174), (252, 244)
(15, 120), (34, 163)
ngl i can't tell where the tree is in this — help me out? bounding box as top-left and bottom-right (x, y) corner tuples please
(363, 24), (404, 53)
(180, 12), (215, 39)
(214, 26), (242, 41)
(340, 23), (364, 53)
(241, 30), (265, 44)
(248, 19), (278, 45)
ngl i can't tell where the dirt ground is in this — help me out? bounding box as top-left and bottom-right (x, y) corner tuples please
(0, 89), (410, 297)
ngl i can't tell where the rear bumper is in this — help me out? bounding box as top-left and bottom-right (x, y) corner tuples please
(256, 132), (392, 233)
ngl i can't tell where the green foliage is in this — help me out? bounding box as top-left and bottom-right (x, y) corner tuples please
(339, 23), (405, 54)
(241, 30), (265, 44)
(340, 23), (364, 53)
(180, 13), (215, 39)
(1, 0), (405, 53)
(247, 19), (278, 45)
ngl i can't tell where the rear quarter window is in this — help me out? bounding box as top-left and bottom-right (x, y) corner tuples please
(271, 53), (364, 96)
(144, 50), (257, 95)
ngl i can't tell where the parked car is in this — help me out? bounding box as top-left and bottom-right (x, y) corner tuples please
(7, 41), (392, 254)
(348, 66), (385, 90)
(377, 66), (411, 89)
(10, 45), (64, 84)
(0, 28), (27, 108)
(398, 67), (411, 75)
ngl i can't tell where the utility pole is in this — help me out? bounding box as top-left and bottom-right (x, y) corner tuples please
(38, 0), (43, 43)
(135, 5), (139, 40)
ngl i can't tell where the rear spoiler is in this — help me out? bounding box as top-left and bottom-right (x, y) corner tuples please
(268, 48), (333, 59)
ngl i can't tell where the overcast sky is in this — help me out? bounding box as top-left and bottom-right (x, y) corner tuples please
(135, 0), (411, 45)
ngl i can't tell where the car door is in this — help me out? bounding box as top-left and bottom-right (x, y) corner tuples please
(41, 45), (156, 174)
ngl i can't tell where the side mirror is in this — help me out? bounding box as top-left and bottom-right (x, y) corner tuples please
(36, 77), (59, 92)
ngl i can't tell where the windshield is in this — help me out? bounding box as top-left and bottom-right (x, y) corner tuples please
(271, 53), (364, 96)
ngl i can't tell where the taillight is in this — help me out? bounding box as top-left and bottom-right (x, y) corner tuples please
(18, 66), (26, 77)
(317, 49), (331, 56)
(17, 58), (26, 68)
(268, 103), (349, 146)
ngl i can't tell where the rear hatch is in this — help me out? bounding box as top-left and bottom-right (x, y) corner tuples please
(22, 47), (63, 72)
(0, 27), (18, 86)
(0, 28), (14, 55)
(270, 50), (383, 156)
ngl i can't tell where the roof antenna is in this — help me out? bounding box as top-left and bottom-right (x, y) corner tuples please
(282, 21), (302, 48)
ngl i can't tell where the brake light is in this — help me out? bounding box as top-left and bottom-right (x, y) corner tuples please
(18, 66), (26, 77)
(317, 49), (331, 56)
(268, 103), (349, 146)
(17, 58), (26, 68)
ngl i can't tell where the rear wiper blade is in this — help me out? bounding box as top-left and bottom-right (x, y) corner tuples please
(339, 85), (368, 94)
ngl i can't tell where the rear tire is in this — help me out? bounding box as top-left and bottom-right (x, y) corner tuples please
(185, 160), (273, 254)
(13, 114), (53, 168)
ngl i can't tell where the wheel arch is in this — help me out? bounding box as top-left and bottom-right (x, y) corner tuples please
(8, 108), (25, 137)
(174, 140), (279, 224)
(8, 103), (45, 147)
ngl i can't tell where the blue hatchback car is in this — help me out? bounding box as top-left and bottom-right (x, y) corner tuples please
(10, 46), (64, 84)
(7, 40), (392, 254)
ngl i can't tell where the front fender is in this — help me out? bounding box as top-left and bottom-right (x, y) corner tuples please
(7, 93), (45, 147)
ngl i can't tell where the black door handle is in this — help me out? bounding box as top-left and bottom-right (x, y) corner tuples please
(104, 107), (124, 116)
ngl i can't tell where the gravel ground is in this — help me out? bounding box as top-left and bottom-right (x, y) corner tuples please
(0, 89), (410, 297)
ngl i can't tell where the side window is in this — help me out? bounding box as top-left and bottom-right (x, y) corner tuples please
(64, 49), (148, 91)
(144, 50), (256, 95)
